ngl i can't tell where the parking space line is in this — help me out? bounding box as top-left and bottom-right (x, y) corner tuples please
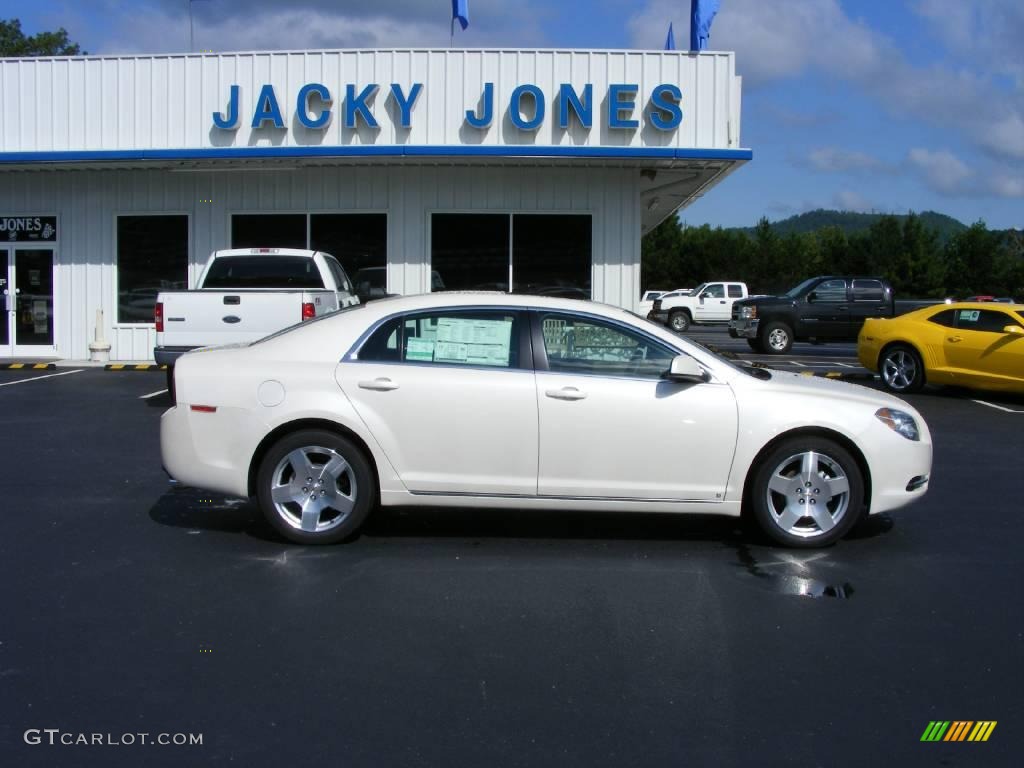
(0, 369), (84, 387)
(971, 399), (1024, 414)
(140, 389), (168, 399)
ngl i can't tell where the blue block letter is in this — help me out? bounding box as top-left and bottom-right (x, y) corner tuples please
(251, 84), (285, 129)
(345, 84), (380, 129)
(465, 83), (494, 128)
(297, 83), (332, 129)
(608, 84), (639, 129)
(390, 83), (423, 129)
(213, 84), (240, 130)
(650, 84), (682, 130)
(510, 84), (545, 131)
(557, 84), (592, 129)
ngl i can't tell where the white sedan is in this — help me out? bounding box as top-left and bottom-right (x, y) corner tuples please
(161, 293), (932, 548)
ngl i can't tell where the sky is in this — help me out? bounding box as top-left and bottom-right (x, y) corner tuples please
(8, 0), (1024, 230)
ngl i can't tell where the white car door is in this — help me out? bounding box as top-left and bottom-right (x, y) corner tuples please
(534, 311), (738, 501)
(336, 308), (538, 495)
(693, 283), (729, 322)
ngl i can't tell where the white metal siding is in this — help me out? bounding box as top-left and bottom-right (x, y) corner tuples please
(1, 50), (741, 152)
(0, 165), (638, 360)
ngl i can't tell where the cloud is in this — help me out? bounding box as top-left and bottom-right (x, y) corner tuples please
(629, 0), (1024, 164)
(804, 147), (886, 174)
(912, 0), (1024, 86)
(832, 190), (875, 213)
(906, 148), (972, 195)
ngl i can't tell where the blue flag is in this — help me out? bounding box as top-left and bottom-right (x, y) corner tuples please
(665, 22), (675, 51)
(690, 0), (720, 51)
(452, 0), (469, 31)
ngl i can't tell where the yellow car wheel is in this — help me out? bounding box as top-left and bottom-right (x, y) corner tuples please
(879, 344), (925, 394)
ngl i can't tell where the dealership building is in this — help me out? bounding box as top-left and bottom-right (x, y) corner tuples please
(0, 48), (748, 361)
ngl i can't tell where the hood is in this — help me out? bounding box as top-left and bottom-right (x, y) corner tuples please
(760, 369), (912, 410)
(734, 294), (794, 308)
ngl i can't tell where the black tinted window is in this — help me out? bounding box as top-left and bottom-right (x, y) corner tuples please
(202, 256), (325, 289)
(727, 284), (743, 298)
(813, 279), (847, 302)
(116, 215), (189, 324)
(853, 279), (884, 302)
(927, 309), (957, 328)
(231, 214), (307, 249)
(957, 308), (1022, 333)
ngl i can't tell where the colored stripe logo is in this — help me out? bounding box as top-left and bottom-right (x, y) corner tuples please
(920, 721), (996, 742)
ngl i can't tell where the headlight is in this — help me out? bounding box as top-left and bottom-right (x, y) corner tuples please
(740, 306), (757, 319)
(875, 408), (920, 441)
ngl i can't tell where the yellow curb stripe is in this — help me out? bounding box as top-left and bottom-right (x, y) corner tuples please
(9, 363), (24, 369)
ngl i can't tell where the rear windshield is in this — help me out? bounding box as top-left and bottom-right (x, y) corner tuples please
(202, 256), (325, 289)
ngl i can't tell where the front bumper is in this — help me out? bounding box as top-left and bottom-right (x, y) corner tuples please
(647, 310), (669, 324)
(728, 318), (759, 338)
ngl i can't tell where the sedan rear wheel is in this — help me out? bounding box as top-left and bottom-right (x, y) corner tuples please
(750, 437), (864, 548)
(257, 430), (375, 544)
(879, 344), (925, 394)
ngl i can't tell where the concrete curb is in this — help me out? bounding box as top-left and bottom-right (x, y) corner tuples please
(104, 364), (167, 371)
(0, 362), (56, 370)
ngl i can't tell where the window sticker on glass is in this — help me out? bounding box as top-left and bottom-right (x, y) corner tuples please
(959, 310), (980, 323)
(405, 337), (435, 362)
(433, 317), (513, 366)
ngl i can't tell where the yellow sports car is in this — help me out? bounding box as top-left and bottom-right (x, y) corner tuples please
(858, 302), (1024, 394)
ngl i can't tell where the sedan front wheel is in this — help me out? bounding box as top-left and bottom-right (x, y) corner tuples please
(256, 429), (375, 544)
(749, 437), (864, 548)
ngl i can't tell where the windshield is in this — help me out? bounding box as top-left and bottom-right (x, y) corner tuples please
(784, 278), (819, 298)
(689, 283), (707, 296)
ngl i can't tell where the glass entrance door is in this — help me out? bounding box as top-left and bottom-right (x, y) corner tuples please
(1, 248), (56, 357)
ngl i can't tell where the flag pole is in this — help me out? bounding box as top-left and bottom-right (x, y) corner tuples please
(189, 0), (195, 52)
(450, 17), (455, 47)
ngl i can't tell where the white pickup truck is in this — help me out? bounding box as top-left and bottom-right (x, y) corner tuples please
(647, 281), (749, 332)
(155, 248), (359, 381)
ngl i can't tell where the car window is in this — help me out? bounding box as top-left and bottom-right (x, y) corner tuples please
(956, 308), (1022, 333)
(927, 309), (957, 328)
(359, 310), (520, 368)
(701, 284), (725, 299)
(539, 313), (677, 379)
(727, 284), (744, 298)
(852, 279), (884, 302)
(812, 279), (847, 302)
(323, 256), (353, 294)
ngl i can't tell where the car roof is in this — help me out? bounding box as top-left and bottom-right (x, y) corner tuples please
(362, 291), (621, 314)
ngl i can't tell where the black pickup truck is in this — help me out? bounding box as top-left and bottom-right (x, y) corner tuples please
(728, 276), (895, 354)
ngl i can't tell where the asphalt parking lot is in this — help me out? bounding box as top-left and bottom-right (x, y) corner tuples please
(1, 355), (1022, 767)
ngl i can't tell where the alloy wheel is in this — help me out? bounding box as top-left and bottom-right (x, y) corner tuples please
(764, 450), (851, 539)
(881, 349), (917, 392)
(269, 445), (358, 533)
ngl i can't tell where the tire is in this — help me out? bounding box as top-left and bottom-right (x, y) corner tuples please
(256, 429), (376, 545)
(746, 338), (765, 353)
(668, 310), (691, 332)
(165, 366), (175, 401)
(760, 321), (793, 354)
(749, 437), (864, 548)
(879, 344), (925, 394)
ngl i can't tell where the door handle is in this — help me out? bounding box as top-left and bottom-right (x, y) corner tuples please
(545, 386), (587, 401)
(358, 377), (399, 391)
(719, 300), (726, 304)
(947, 336), (962, 343)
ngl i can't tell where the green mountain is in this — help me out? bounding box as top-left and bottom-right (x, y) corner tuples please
(734, 209), (969, 242)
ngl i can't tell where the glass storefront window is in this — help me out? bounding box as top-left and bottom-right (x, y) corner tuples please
(116, 215), (189, 324)
(512, 215), (591, 299)
(430, 213), (592, 298)
(431, 214), (510, 292)
(231, 214), (306, 249)
(310, 214), (387, 301)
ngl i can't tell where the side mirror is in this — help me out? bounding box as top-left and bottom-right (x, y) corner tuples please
(1004, 325), (1024, 335)
(807, 291), (817, 303)
(663, 355), (708, 384)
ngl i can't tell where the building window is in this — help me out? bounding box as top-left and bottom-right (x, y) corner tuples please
(231, 214), (306, 249)
(430, 213), (591, 298)
(231, 213), (387, 299)
(432, 214), (510, 292)
(116, 215), (189, 324)
(310, 213), (387, 299)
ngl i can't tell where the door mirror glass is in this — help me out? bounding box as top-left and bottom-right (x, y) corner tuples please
(663, 355), (707, 383)
(1003, 325), (1024, 335)
(807, 291), (817, 303)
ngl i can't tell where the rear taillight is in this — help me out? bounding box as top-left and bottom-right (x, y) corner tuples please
(155, 301), (164, 332)
(301, 302), (315, 321)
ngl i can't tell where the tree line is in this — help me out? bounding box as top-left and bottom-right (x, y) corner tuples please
(642, 214), (1024, 299)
